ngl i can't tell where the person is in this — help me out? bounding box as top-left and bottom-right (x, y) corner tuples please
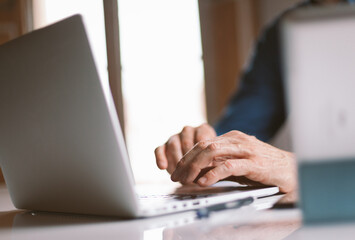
(155, 0), (348, 194)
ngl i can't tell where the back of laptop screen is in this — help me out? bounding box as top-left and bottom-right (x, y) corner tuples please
(0, 15), (138, 217)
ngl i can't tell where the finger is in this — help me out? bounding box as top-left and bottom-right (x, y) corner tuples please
(179, 126), (195, 155)
(194, 123), (216, 142)
(170, 140), (211, 182)
(224, 176), (267, 187)
(183, 144), (250, 184)
(165, 135), (183, 174)
(193, 166), (214, 183)
(155, 145), (168, 169)
(197, 159), (251, 186)
(173, 142), (250, 184)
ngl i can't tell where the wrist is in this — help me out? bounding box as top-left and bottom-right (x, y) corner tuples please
(279, 151), (298, 193)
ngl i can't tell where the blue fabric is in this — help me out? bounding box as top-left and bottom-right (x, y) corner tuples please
(214, 2), (309, 142)
(215, 0), (352, 142)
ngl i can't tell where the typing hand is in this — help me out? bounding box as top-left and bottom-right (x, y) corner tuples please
(170, 130), (297, 193)
(155, 123), (216, 174)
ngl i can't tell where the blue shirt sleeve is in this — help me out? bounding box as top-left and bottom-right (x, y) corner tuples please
(214, 16), (286, 142)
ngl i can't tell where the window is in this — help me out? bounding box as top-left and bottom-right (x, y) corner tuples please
(118, 0), (205, 183)
(33, 0), (205, 183)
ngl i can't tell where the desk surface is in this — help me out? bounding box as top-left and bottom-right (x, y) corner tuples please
(1, 183), (354, 240)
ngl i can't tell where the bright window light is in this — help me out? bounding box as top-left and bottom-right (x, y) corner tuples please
(118, 0), (206, 183)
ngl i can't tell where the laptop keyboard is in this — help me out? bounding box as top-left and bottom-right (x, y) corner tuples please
(138, 193), (212, 201)
(137, 185), (261, 203)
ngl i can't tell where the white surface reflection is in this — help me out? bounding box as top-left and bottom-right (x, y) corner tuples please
(144, 227), (164, 240)
(0, 182), (304, 240)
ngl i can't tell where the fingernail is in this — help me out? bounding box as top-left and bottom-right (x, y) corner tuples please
(198, 177), (207, 185)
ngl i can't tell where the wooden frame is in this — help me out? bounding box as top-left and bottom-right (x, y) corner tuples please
(198, 0), (258, 125)
(103, 0), (125, 137)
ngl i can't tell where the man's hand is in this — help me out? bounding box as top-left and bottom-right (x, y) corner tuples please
(155, 123), (217, 174)
(170, 130), (297, 193)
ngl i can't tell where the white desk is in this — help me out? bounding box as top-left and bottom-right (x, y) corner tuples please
(0, 183), (354, 240)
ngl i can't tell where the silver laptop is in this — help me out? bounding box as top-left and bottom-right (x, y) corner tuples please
(0, 15), (278, 218)
(281, 4), (355, 223)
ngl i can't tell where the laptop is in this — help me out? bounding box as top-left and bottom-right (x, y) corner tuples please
(281, 4), (355, 223)
(0, 15), (278, 218)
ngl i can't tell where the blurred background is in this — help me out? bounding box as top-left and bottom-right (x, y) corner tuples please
(0, 0), (302, 184)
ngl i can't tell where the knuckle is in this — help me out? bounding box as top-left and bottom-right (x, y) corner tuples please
(182, 126), (193, 132)
(167, 137), (179, 148)
(207, 142), (219, 151)
(231, 130), (242, 135)
(211, 155), (220, 162)
(167, 136), (174, 145)
(207, 168), (217, 178)
(177, 158), (185, 167)
(224, 160), (235, 171)
(249, 135), (257, 141)
(196, 141), (209, 150)
(230, 130), (246, 138)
